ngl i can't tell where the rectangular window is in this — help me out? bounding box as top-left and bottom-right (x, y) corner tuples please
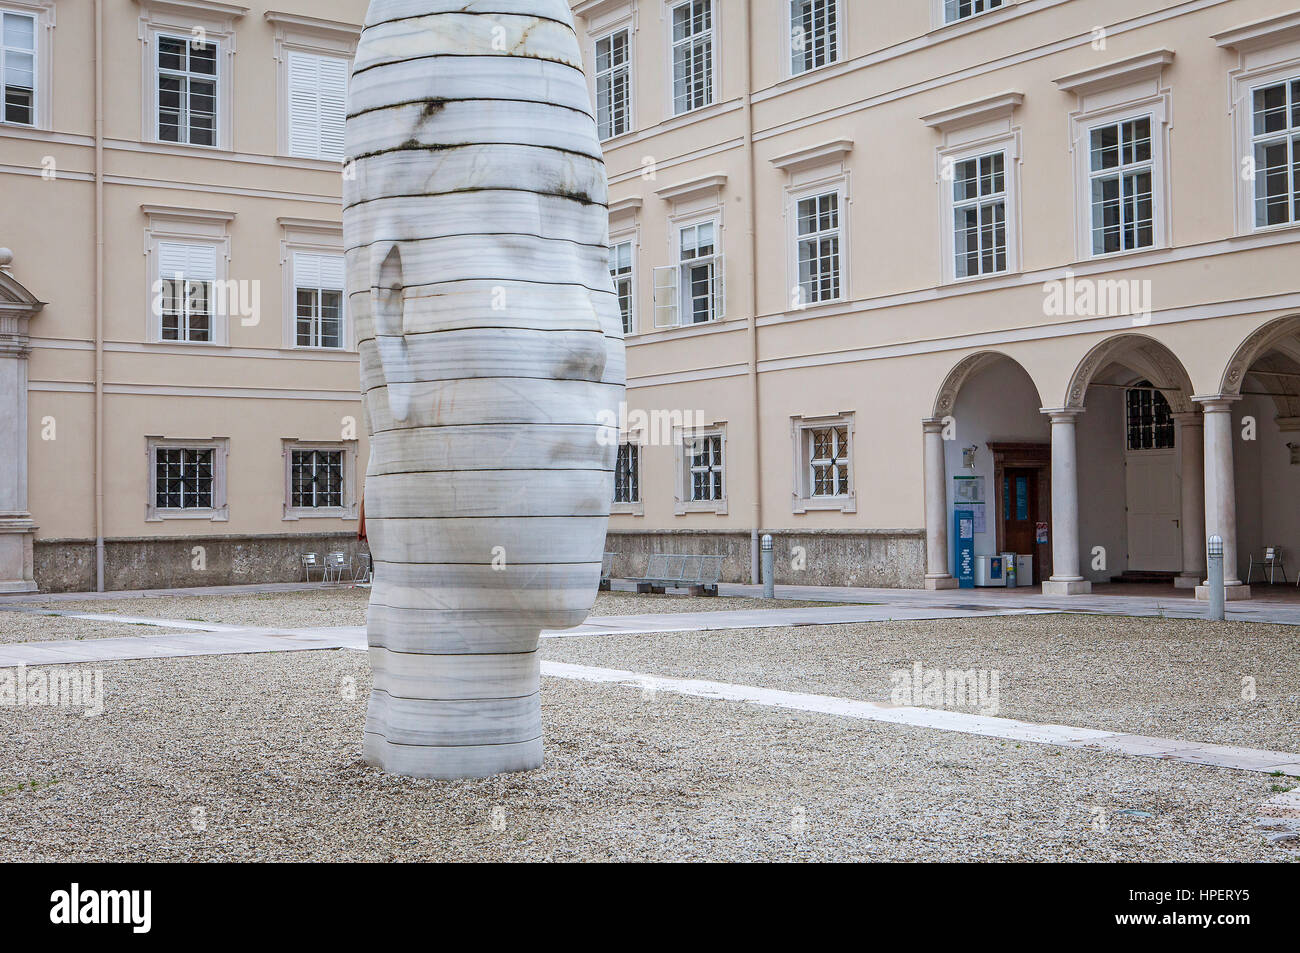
(609, 241), (634, 335)
(808, 425), (850, 497)
(157, 34), (217, 146)
(595, 29), (631, 141)
(688, 433), (724, 502)
(1250, 78), (1300, 228)
(291, 449), (344, 509)
(155, 447), (214, 510)
(791, 0), (837, 75)
(796, 192), (841, 303)
(294, 252), (346, 349)
(614, 442), (640, 504)
(953, 152), (1007, 277)
(1, 11), (35, 126)
(679, 221), (719, 324)
(1089, 117), (1154, 255)
(672, 0), (712, 115)
(287, 50), (348, 161)
(157, 241), (217, 343)
(944, 0), (1003, 23)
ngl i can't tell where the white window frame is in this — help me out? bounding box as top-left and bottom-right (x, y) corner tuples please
(1068, 96), (1170, 261)
(279, 218), (348, 351)
(655, 216), (723, 328)
(945, 145), (1013, 280)
(788, 0), (840, 78)
(143, 206), (234, 346)
(153, 31), (220, 146)
(137, 1), (240, 150)
(791, 187), (844, 307)
(674, 424), (727, 515)
(145, 436), (229, 522)
(282, 439), (359, 520)
(1084, 114), (1157, 257)
(669, 0), (714, 116)
(595, 26), (633, 141)
(609, 237), (636, 335)
(791, 413), (856, 513)
(611, 438), (644, 515)
(291, 251), (347, 350)
(267, 13), (359, 162)
(1230, 57), (1300, 234)
(0, 2), (48, 129)
(941, 0), (1004, 25)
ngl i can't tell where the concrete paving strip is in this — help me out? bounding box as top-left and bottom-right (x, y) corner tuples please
(542, 662), (1300, 778)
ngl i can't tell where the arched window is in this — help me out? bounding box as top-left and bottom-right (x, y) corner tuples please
(1125, 380), (1175, 451)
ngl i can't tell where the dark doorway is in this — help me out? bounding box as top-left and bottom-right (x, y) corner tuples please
(988, 443), (1052, 585)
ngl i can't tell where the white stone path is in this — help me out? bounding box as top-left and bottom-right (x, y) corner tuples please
(1, 603), (1298, 778)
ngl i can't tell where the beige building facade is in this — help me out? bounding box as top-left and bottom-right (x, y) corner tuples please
(0, 0), (367, 591)
(575, 0), (1300, 598)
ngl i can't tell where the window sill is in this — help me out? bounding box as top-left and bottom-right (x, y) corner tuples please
(793, 495), (857, 515)
(674, 499), (728, 516)
(927, 3), (1024, 41)
(611, 502), (645, 516)
(283, 508), (357, 521)
(146, 508), (229, 522)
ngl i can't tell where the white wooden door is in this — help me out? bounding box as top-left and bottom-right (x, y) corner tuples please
(1126, 450), (1182, 571)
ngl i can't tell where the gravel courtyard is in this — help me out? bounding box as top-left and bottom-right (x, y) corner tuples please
(0, 588), (1296, 862)
(0, 649), (1290, 863)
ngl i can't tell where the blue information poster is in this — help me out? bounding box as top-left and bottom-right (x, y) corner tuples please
(954, 508), (975, 588)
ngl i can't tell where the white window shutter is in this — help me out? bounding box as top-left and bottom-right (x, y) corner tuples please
(289, 50), (348, 161)
(294, 252), (345, 290)
(318, 56), (348, 162)
(653, 265), (679, 329)
(158, 241), (216, 281)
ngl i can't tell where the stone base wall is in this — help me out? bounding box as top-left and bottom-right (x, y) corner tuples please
(604, 529), (925, 589)
(34, 534), (370, 593)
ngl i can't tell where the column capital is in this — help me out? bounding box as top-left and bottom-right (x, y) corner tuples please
(1171, 410), (1203, 427)
(921, 418), (947, 434)
(1040, 407), (1085, 422)
(1193, 395), (1240, 412)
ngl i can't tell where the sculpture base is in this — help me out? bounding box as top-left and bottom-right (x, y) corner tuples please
(363, 732), (543, 780)
(362, 647), (544, 780)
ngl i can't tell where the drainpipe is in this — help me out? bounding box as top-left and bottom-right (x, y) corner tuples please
(741, 0), (762, 585)
(94, 0), (105, 591)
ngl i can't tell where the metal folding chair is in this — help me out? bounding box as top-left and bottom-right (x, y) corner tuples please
(324, 551), (350, 584)
(1247, 547), (1288, 585)
(301, 553), (322, 583)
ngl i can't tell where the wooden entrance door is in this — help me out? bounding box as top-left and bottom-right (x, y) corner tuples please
(1003, 468), (1039, 573)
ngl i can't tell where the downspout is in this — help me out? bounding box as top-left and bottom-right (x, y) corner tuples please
(741, 1), (762, 585)
(94, 0), (105, 591)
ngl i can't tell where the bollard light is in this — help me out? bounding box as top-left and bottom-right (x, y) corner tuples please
(761, 534), (773, 551)
(1207, 535), (1223, 558)
(761, 534), (775, 599)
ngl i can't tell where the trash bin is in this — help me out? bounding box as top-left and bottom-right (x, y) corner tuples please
(1002, 552), (1018, 588)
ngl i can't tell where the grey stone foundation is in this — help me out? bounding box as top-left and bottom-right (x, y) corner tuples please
(34, 534), (370, 593)
(604, 529), (925, 589)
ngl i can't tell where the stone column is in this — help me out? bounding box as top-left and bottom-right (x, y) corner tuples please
(1041, 409), (1091, 595)
(922, 419), (957, 589)
(0, 249), (40, 593)
(1172, 412), (1205, 589)
(1195, 397), (1251, 600)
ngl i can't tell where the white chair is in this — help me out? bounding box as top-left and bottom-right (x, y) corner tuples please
(1247, 547), (1287, 585)
(301, 552), (322, 583)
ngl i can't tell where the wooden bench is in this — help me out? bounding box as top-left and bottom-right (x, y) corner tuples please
(632, 553), (724, 596)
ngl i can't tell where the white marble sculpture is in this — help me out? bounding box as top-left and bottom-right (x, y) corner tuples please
(344, 0), (625, 779)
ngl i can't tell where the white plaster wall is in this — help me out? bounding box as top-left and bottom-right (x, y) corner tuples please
(944, 360), (1048, 561)
(1258, 413), (1300, 579)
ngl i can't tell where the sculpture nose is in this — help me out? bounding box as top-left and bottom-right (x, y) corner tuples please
(375, 245), (413, 423)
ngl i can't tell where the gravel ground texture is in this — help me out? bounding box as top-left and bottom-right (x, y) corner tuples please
(0, 649), (1289, 862)
(542, 614), (1300, 753)
(9, 588), (827, 634)
(0, 610), (194, 645)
